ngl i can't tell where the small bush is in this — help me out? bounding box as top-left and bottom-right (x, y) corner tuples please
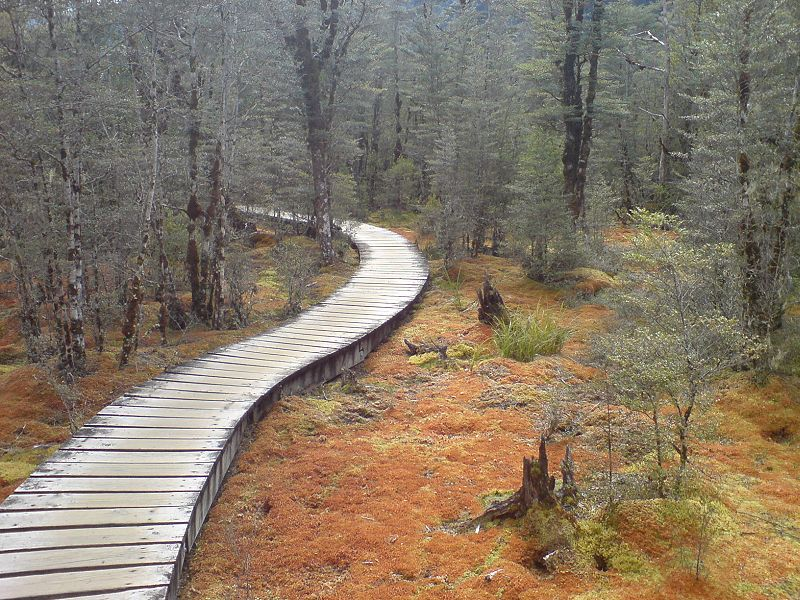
(493, 309), (569, 361)
(272, 239), (319, 314)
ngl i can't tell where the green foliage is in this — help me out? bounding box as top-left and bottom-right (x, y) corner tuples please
(600, 210), (761, 488)
(382, 158), (419, 209)
(445, 342), (478, 360)
(493, 308), (570, 362)
(575, 520), (652, 578)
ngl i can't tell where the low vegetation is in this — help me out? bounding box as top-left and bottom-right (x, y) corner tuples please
(493, 309), (570, 362)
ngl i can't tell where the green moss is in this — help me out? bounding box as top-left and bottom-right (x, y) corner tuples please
(0, 460), (37, 483)
(0, 363), (22, 376)
(479, 490), (515, 508)
(446, 342), (477, 360)
(308, 397), (340, 416)
(576, 520), (655, 579)
(409, 352), (439, 367)
(0, 446), (56, 484)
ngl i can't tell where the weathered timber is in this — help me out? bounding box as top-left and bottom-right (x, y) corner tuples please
(0, 216), (428, 600)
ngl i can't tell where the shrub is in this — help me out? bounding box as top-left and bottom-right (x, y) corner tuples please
(272, 239), (319, 314)
(493, 308), (569, 361)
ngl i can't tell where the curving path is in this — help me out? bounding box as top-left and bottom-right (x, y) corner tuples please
(0, 220), (428, 600)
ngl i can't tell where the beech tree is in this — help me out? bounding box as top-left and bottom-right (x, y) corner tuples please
(282, 0), (368, 264)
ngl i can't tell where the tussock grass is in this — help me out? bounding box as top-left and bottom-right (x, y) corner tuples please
(493, 308), (569, 362)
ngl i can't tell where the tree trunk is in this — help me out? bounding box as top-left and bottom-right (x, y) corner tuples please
(657, 0), (672, 186)
(185, 22), (205, 319)
(11, 244), (42, 362)
(561, 0), (585, 223)
(207, 5), (232, 329)
(572, 0), (604, 224)
(46, 1), (86, 371)
(207, 141), (227, 329)
(39, 169), (68, 365)
(119, 127), (159, 367)
(154, 201), (186, 343)
(736, 6), (772, 340)
(89, 227), (105, 354)
(286, 2), (348, 265)
(561, 0), (604, 225)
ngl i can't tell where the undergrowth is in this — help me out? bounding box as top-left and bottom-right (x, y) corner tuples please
(493, 308), (570, 362)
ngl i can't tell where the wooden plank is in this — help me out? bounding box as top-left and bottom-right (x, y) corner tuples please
(153, 372), (255, 387)
(136, 380), (252, 394)
(165, 365), (275, 382)
(0, 218), (430, 600)
(33, 462), (215, 478)
(0, 492), (199, 511)
(125, 387), (245, 400)
(98, 405), (249, 420)
(244, 333), (341, 349)
(0, 507), (194, 531)
(208, 349), (310, 366)
(0, 543), (180, 576)
(86, 416), (239, 430)
(0, 525), (187, 553)
(61, 437), (226, 451)
(64, 589), (170, 600)
(47, 450), (220, 464)
(0, 565), (173, 600)
(74, 426), (232, 439)
(185, 359), (287, 377)
(115, 397), (248, 411)
(223, 344), (324, 359)
(15, 477), (206, 494)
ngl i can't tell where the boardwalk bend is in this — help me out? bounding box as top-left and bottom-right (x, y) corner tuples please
(0, 219), (429, 600)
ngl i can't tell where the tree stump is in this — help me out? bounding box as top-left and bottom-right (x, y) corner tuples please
(470, 436), (558, 527)
(559, 445), (579, 508)
(477, 274), (508, 325)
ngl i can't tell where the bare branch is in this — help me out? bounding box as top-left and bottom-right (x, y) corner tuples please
(616, 48), (665, 72)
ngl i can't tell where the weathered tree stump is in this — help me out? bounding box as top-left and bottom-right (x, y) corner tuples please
(559, 445), (579, 507)
(470, 437), (558, 527)
(477, 274), (508, 325)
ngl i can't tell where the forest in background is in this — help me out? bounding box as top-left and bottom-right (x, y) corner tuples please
(1, 0), (799, 595)
(1, 0), (797, 373)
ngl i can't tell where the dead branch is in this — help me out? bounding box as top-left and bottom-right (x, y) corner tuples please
(404, 338), (448, 358)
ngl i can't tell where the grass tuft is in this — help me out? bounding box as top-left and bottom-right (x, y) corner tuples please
(493, 308), (570, 362)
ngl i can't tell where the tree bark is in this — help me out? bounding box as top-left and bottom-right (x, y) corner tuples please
(285, 0), (364, 264)
(562, 0), (604, 226)
(154, 201), (186, 343)
(657, 0), (672, 186)
(119, 24), (162, 366)
(206, 4), (232, 329)
(46, 1), (86, 371)
(185, 21), (206, 319)
(288, 20), (335, 264)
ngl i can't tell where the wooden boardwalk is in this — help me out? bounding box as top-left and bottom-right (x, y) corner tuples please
(0, 221), (428, 600)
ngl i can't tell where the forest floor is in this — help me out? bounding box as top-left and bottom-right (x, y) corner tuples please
(180, 225), (800, 600)
(0, 228), (358, 501)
